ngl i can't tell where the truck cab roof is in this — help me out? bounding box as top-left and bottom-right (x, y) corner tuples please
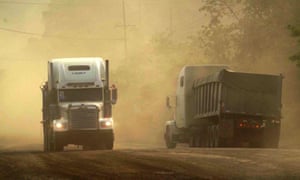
(48, 57), (106, 90)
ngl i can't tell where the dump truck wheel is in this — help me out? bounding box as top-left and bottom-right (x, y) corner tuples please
(189, 135), (196, 147)
(195, 135), (201, 147)
(105, 136), (114, 150)
(105, 142), (113, 150)
(213, 125), (220, 147)
(208, 126), (214, 147)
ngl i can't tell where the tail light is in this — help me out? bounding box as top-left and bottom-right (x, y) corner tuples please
(237, 119), (261, 129)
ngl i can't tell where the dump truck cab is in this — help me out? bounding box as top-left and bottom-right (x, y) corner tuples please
(165, 65), (282, 148)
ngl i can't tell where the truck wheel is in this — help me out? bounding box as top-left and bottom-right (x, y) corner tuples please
(43, 124), (48, 152)
(165, 127), (176, 149)
(213, 125), (219, 147)
(208, 126), (214, 147)
(105, 138), (114, 150)
(44, 121), (56, 152)
(189, 135), (196, 147)
(190, 134), (201, 147)
(104, 133), (114, 150)
(257, 138), (277, 148)
(195, 135), (201, 147)
(44, 123), (52, 152)
(105, 142), (113, 150)
(55, 143), (64, 152)
(200, 131), (207, 147)
(201, 128), (209, 147)
(208, 126), (217, 148)
(262, 126), (280, 148)
(44, 131), (48, 152)
(48, 140), (55, 152)
(48, 129), (55, 152)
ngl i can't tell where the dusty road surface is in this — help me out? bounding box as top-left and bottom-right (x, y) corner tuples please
(0, 144), (299, 179)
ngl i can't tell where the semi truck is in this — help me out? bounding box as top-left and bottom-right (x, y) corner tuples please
(164, 66), (283, 148)
(41, 57), (117, 152)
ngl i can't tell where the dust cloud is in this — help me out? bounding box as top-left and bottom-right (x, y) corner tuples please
(0, 0), (299, 149)
(0, 2), (48, 149)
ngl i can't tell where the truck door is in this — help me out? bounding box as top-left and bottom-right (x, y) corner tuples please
(176, 75), (186, 128)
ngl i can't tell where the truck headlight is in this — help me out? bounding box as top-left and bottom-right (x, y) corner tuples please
(104, 121), (112, 127)
(55, 122), (63, 129)
(53, 120), (68, 131)
(99, 118), (113, 129)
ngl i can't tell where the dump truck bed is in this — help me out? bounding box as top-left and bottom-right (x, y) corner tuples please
(193, 69), (282, 121)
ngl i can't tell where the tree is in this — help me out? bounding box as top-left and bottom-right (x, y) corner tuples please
(194, 0), (298, 71)
(196, 0), (300, 148)
(288, 25), (300, 66)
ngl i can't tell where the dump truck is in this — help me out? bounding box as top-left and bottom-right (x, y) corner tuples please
(164, 66), (283, 148)
(41, 57), (117, 152)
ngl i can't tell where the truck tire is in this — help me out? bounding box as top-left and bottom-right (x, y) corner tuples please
(43, 123), (50, 152)
(49, 132), (64, 152)
(195, 135), (201, 147)
(48, 136), (55, 152)
(262, 126), (280, 148)
(189, 135), (196, 147)
(44, 123), (55, 152)
(43, 125), (48, 152)
(264, 141), (279, 148)
(202, 128), (208, 147)
(105, 140), (113, 150)
(213, 125), (219, 147)
(55, 142), (64, 152)
(208, 126), (214, 147)
(105, 134), (114, 150)
(165, 127), (176, 149)
(43, 124), (48, 152)
(189, 134), (201, 148)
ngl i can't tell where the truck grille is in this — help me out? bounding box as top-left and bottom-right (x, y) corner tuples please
(69, 105), (99, 129)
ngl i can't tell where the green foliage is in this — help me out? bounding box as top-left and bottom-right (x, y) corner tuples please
(288, 24), (300, 66)
(288, 25), (300, 37)
(192, 0), (300, 70)
(289, 52), (300, 66)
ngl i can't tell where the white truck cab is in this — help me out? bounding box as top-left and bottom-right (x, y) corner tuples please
(41, 57), (117, 151)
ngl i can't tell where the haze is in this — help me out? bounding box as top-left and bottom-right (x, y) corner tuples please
(0, 0), (299, 149)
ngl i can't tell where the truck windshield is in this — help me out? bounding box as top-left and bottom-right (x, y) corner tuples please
(58, 88), (102, 102)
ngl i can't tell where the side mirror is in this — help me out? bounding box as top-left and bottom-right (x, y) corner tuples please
(40, 82), (48, 91)
(166, 96), (171, 109)
(111, 85), (118, 105)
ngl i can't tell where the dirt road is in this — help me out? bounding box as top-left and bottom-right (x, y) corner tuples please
(0, 144), (299, 179)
